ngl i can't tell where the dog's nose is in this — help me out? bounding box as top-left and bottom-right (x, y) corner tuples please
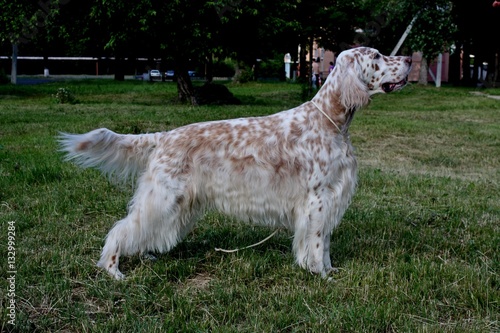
(405, 57), (412, 65)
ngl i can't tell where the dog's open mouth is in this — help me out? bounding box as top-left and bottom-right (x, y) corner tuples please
(382, 77), (408, 93)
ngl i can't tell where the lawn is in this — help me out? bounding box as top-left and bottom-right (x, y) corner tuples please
(0, 79), (499, 332)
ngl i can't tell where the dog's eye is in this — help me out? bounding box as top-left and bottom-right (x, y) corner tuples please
(374, 53), (381, 60)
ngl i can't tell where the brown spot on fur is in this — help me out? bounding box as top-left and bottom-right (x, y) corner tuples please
(231, 155), (256, 173)
(76, 141), (90, 151)
(317, 231), (322, 237)
(289, 122), (303, 138)
(273, 159), (285, 173)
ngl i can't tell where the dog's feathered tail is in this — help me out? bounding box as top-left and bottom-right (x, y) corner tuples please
(58, 128), (157, 183)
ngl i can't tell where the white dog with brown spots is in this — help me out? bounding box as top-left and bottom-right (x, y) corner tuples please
(59, 47), (412, 280)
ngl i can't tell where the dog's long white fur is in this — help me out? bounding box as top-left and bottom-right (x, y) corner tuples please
(59, 47), (411, 280)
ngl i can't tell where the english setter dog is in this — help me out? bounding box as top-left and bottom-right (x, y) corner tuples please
(59, 47), (411, 280)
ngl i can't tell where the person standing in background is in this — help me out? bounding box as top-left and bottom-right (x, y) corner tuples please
(312, 57), (320, 88)
(329, 61), (335, 73)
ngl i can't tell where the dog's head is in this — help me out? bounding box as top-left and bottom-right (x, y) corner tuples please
(336, 47), (412, 96)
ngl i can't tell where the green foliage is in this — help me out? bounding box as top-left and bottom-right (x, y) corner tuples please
(53, 87), (76, 104)
(384, 0), (456, 58)
(409, 1), (456, 59)
(298, 0), (367, 52)
(0, 0), (60, 46)
(258, 55), (285, 79)
(236, 68), (255, 83)
(213, 58), (236, 77)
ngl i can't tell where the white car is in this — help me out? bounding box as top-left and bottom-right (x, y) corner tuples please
(149, 70), (162, 81)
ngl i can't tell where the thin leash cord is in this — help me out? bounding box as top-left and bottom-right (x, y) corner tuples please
(310, 100), (342, 133)
(215, 229), (280, 253)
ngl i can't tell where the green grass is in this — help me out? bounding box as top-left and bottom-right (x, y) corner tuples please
(0, 79), (499, 332)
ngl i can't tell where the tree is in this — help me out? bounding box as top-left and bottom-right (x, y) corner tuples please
(86, 0), (230, 103)
(0, 0), (60, 83)
(384, 0), (456, 84)
(143, 0), (303, 103)
(88, 0), (304, 104)
(88, 1), (156, 81)
(214, 1), (300, 82)
(287, 0), (369, 94)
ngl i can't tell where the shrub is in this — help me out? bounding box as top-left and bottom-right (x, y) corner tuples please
(236, 68), (255, 83)
(53, 87), (76, 104)
(258, 58), (284, 80)
(212, 59), (236, 78)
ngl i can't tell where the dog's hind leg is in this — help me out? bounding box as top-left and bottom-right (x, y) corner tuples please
(97, 216), (137, 280)
(97, 174), (197, 280)
(96, 192), (154, 280)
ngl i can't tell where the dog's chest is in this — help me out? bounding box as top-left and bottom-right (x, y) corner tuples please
(317, 135), (358, 200)
(311, 133), (357, 175)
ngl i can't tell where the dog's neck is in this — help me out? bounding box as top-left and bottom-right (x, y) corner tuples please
(311, 90), (359, 134)
(310, 68), (373, 133)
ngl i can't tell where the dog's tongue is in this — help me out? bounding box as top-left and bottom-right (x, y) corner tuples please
(382, 82), (396, 93)
(382, 78), (407, 93)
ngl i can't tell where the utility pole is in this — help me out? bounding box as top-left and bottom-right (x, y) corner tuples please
(11, 43), (18, 85)
(391, 13), (419, 56)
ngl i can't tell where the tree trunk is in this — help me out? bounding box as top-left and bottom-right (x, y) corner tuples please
(177, 74), (197, 105)
(233, 61), (241, 83)
(175, 60), (197, 106)
(11, 43), (18, 85)
(418, 56), (428, 85)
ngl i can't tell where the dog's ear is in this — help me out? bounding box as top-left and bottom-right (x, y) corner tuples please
(334, 51), (370, 110)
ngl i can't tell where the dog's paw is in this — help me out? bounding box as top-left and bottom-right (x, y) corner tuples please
(320, 267), (340, 280)
(112, 270), (126, 280)
(97, 260), (125, 280)
(327, 267), (339, 274)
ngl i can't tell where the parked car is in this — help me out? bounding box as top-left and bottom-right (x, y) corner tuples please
(149, 69), (162, 81)
(164, 70), (198, 80)
(164, 70), (175, 80)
